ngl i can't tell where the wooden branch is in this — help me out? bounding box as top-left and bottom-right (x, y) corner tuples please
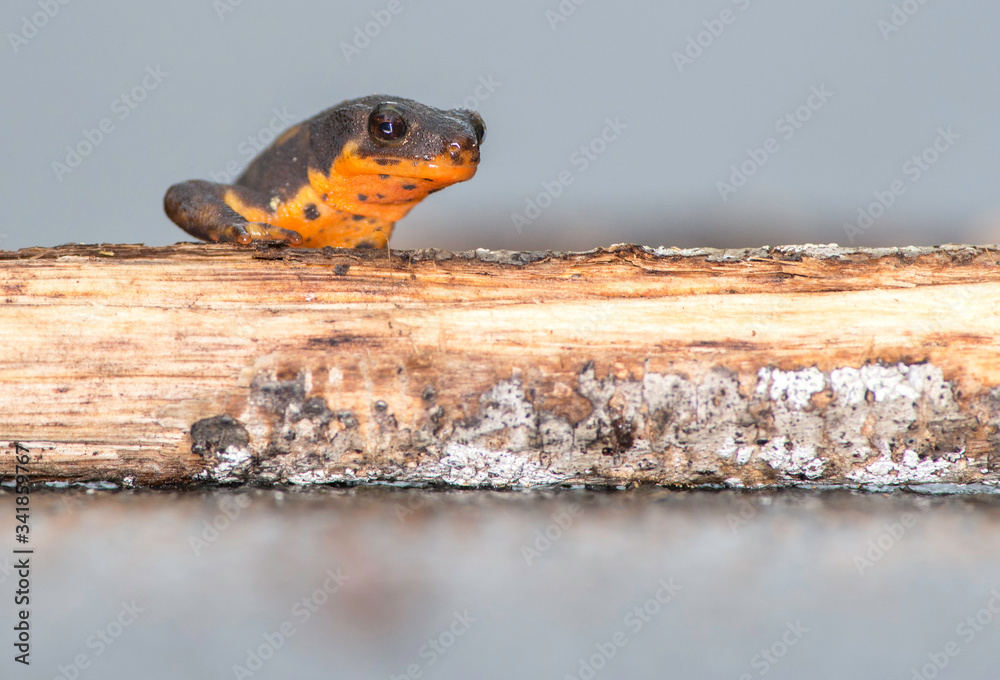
(2, 242), (1000, 489)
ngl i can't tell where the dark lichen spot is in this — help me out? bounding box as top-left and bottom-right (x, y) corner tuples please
(422, 385), (437, 402)
(334, 263), (350, 276)
(336, 411), (358, 428)
(251, 372), (306, 414)
(374, 400), (388, 413)
(295, 396), (334, 426)
(191, 415), (250, 457)
(303, 203), (320, 220)
(611, 417), (634, 451)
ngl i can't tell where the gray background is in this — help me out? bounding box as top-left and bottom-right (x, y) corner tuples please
(3, 0), (998, 252)
(5, 488), (1000, 680)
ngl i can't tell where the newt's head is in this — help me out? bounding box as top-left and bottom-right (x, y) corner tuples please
(309, 95), (485, 221)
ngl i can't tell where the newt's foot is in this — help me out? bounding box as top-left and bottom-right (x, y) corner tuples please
(221, 223), (304, 246)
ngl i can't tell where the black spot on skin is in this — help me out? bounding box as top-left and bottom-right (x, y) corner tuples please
(358, 194), (368, 201)
(379, 174), (390, 180)
(402, 184), (417, 190)
(428, 187), (444, 194)
(352, 214), (365, 221)
(303, 203), (320, 220)
(451, 156), (465, 166)
(374, 158), (400, 166)
(423, 178), (434, 182)
(376, 193), (385, 199)
(320, 193), (328, 201)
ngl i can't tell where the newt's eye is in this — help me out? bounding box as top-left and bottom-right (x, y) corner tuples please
(368, 104), (408, 144)
(469, 112), (486, 146)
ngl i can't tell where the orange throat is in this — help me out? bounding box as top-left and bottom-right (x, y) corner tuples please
(312, 142), (479, 222)
(224, 142), (478, 249)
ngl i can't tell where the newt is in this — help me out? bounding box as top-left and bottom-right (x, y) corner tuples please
(164, 95), (484, 248)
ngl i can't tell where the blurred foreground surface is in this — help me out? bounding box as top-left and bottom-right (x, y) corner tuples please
(3, 488), (999, 679)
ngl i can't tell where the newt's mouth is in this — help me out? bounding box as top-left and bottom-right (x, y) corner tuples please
(333, 143), (479, 185)
(311, 143), (479, 221)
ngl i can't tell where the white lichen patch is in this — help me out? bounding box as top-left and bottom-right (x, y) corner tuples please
(213, 359), (985, 489)
(757, 367), (826, 409)
(287, 469), (334, 485)
(196, 445), (253, 484)
(425, 443), (570, 488)
(846, 450), (953, 485)
(757, 438), (827, 479)
(451, 379), (537, 451)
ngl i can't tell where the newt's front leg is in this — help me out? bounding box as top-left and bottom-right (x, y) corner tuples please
(164, 180), (303, 245)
